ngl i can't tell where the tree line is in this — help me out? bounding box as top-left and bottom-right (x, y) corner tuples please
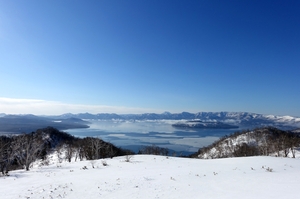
(0, 127), (132, 176)
(138, 145), (169, 156)
(197, 127), (300, 159)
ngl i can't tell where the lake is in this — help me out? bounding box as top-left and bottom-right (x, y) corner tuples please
(66, 119), (251, 155)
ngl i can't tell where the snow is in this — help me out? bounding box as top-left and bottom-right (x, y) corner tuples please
(1, 155), (300, 199)
(281, 116), (295, 120)
(198, 130), (300, 159)
(199, 132), (259, 159)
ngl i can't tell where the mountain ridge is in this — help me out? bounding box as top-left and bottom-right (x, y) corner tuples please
(47, 111), (296, 120)
(49, 111), (300, 128)
(1, 112), (300, 134)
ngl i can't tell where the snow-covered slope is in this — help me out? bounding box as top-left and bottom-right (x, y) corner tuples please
(198, 127), (300, 159)
(1, 155), (300, 199)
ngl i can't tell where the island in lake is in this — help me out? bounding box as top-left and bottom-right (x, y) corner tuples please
(172, 120), (239, 129)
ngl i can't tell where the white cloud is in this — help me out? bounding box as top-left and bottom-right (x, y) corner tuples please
(0, 97), (162, 115)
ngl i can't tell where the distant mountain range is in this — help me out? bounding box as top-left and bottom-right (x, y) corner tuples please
(0, 114), (89, 133)
(35, 111), (296, 121)
(49, 112), (300, 128)
(0, 112), (299, 133)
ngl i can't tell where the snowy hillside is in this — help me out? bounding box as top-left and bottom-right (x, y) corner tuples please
(198, 127), (300, 159)
(1, 155), (300, 199)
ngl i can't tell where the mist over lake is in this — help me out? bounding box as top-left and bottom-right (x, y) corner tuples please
(66, 120), (250, 155)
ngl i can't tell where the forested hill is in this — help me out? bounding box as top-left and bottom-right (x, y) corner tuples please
(0, 127), (131, 174)
(197, 127), (300, 159)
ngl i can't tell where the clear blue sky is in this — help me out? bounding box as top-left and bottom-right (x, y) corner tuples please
(0, 0), (299, 116)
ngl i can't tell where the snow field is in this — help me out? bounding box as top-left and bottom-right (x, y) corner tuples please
(1, 155), (300, 199)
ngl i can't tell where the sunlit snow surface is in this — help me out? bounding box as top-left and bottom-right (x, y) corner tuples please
(1, 154), (300, 199)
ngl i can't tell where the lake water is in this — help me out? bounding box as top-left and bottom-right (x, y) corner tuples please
(67, 120), (250, 155)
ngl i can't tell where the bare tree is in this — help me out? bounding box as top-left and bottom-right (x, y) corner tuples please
(0, 136), (14, 175)
(139, 145), (169, 156)
(107, 144), (117, 158)
(82, 137), (105, 160)
(56, 145), (65, 163)
(90, 137), (105, 160)
(65, 144), (75, 162)
(12, 133), (45, 171)
(288, 134), (300, 158)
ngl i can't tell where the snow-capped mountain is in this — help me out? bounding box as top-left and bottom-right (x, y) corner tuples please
(1, 112), (299, 134)
(51, 112), (300, 128)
